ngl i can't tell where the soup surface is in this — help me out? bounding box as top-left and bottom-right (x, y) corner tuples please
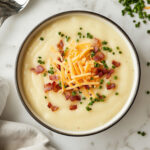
(22, 14), (134, 131)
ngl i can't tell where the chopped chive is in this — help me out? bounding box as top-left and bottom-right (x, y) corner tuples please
(82, 97), (86, 100)
(100, 79), (104, 84)
(72, 91), (77, 96)
(58, 81), (62, 88)
(91, 51), (95, 57)
(99, 85), (102, 89)
(146, 91), (150, 94)
(90, 77), (94, 80)
(80, 102), (83, 104)
(116, 46), (120, 50)
(79, 91), (82, 94)
(87, 32), (93, 39)
(119, 51), (122, 54)
(76, 39), (79, 42)
(143, 20), (147, 24)
(133, 20), (136, 23)
(135, 22), (140, 28)
(79, 27), (83, 30)
(86, 106), (92, 111)
(147, 62), (150, 66)
(48, 67), (54, 74)
(38, 56), (42, 59)
(43, 73), (47, 77)
(37, 60), (45, 64)
(141, 132), (146, 136)
(94, 62), (100, 68)
(44, 96), (47, 99)
(112, 52), (115, 55)
(90, 97), (93, 101)
(102, 41), (108, 45)
(115, 92), (119, 95)
(112, 65), (116, 69)
(40, 37), (44, 41)
(147, 30), (150, 34)
(107, 82), (110, 85)
(114, 76), (118, 80)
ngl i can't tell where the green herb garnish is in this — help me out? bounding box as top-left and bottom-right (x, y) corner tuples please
(87, 32), (93, 39)
(114, 76), (118, 80)
(91, 51), (95, 57)
(48, 66), (54, 74)
(94, 62), (100, 68)
(40, 37), (44, 41)
(86, 106), (92, 111)
(72, 91), (77, 96)
(146, 91), (150, 94)
(115, 92), (119, 95)
(102, 41), (108, 45)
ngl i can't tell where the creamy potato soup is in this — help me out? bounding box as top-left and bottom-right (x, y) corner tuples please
(22, 14), (134, 131)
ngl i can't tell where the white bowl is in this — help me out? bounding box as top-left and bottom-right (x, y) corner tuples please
(16, 11), (141, 136)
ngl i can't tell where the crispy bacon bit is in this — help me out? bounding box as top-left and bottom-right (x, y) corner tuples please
(94, 38), (102, 48)
(106, 69), (114, 79)
(51, 105), (59, 112)
(84, 85), (90, 89)
(31, 65), (45, 74)
(93, 47), (99, 53)
(69, 105), (77, 110)
(57, 40), (64, 56)
(52, 81), (61, 92)
(57, 40), (64, 50)
(112, 60), (121, 67)
(56, 64), (61, 71)
(64, 91), (72, 100)
(47, 102), (59, 112)
(44, 83), (52, 92)
(107, 83), (116, 90)
(49, 75), (59, 81)
(57, 57), (62, 62)
(47, 102), (52, 108)
(93, 52), (105, 61)
(70, 95), (81, 101)
(44, 82), (61, 93)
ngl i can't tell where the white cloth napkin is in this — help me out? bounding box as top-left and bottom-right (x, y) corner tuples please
(0, 78), (56, 150)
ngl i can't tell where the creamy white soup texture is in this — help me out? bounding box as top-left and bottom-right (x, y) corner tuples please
(22, 14), (134, 131)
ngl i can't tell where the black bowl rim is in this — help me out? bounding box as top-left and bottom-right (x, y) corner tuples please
(15, 10), (141, 137)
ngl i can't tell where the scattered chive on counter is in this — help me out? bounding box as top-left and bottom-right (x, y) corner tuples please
(137, 131), (146, 136)
(40, 37), (44, 41)
(147, 62), (150, 66)
(118, 0), (150, 34)
(146, 90), (150, 94)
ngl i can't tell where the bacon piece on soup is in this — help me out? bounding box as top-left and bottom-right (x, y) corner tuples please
(70, 95), (81, 101)
(56, 64), (61, 71)
(47, 102), (52, 108)
(57, 40), (64, 56)
(69, 105), (77, 110)
(64, 91), (72, 100)
(44, 83), (53, 92)
(106, 69), (114, 79)
(107, 83), (116, 90)
(93, 52), (105, 61)
(31, 65), (45, 74)
(49, 75), (59, 81)
(51, 105), (59, 112)
(112, 60), (121, 67)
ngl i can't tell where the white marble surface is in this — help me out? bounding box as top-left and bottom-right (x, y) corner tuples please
(0, 0), (150, 149)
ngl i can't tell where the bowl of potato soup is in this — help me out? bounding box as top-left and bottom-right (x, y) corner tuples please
(16, 11), (140, 136)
